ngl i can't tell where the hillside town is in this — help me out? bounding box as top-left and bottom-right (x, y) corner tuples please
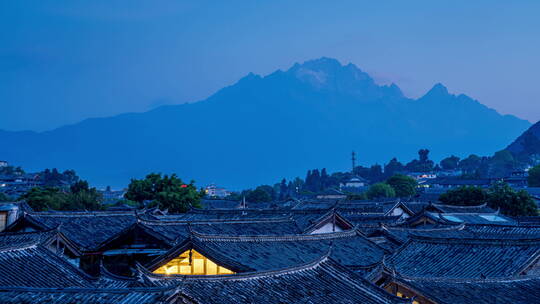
(1, 148), (540, 303)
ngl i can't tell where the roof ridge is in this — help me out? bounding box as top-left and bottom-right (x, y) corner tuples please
(138, 217), (294, 225)
(191, 228), (360, 242)
(28, 211), (136, 217)
(409, 234), (540, 244)
(433, 203), (488, 208)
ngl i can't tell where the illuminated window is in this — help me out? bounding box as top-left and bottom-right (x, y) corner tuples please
(154, 249), (235, 275)
(0, 212), (7, 232)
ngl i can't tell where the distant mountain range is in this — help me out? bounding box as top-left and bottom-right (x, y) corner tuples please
(0, 58), (531, 189)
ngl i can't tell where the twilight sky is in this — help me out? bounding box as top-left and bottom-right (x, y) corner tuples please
(1, 0), (539, 131)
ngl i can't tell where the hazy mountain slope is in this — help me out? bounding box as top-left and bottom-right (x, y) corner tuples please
(506, 121), (540, 163)
(0, 58), (530, 189)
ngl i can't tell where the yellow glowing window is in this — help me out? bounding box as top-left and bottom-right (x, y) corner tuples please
(153, 249), (235, 275)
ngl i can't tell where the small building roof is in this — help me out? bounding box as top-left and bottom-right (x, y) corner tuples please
(0, 233), (95, 288)
(391, 275), (540, 304)
(387, 232), (540, 279)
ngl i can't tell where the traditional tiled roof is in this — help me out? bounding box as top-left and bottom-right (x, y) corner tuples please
(0, 241), (94, 288)
(387, 232), (540, 278)
(143, 256), (410, 304)
(291, 199), (338, 210)
(400, 202), (429, 215)
(148, 229), (386, 273)
(513, 216), (540, 226)
(429, 203), (495, 214)
(346, 215), (401, 235)
(139, 217), (302, 243)
(0, 229), (56, 248)
(153, 209), (290, 221)
(392, 209), (516, 228)
(200, 199), (241, 209)
(96, 264), (156, 289)
(435, 212), (517, 226)
(392, 275), (540, 304)
(7, 211), (138, 252)
(0, 286), (180, 304)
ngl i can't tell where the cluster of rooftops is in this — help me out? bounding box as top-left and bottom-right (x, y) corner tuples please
(0, 198), (540, 303)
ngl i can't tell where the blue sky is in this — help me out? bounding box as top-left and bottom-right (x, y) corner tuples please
(1, 0), (539, 131)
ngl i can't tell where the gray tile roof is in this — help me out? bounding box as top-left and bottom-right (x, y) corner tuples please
(0, 287), (180, 304)
(144, 256), (410, 304)
(148, 229), (386, 273)
(9, 211), (138, 251)
(393, 276), (540, 304)
(0, 241), (94, 288)
(387, 232), (540, 279)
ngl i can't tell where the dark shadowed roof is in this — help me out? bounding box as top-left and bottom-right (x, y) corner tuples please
(429, 203), (495, 214)
(393, 275), (540, 304)
(144, 256), (410, 304)
(9, 211), (138, 251)
(0, 229), (56, 247)
(140, 218), (302, 243)
(513, 216), (540, 226)
(0, 241), (94, 288)
(387, 233), (540, 278)
(0, 286), (180, 304)
(148, 229), (386, 273)
(200, 199), (241, 209)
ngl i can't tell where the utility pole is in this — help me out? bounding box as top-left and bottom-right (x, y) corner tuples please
(352, 151), (356, 174)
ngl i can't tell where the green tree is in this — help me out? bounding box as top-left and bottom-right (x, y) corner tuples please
(21, 180), (103, 211)
(21, 187), (68, 211)
(125, 173), (202, 213)
(487, 182), (538, 216)
(459, 154), (482, 173)
(489, 150), (517, 178)
(64, 180), (104, 211)
(528, 165), (540, 187)
(366, 183), (396, 199)
(245, 187), (272, 203)
(405, 149), (435, 172)
(384, 158), (404, 178)
(440, 155), (461, 170)
(439, 186), (488, 206)
(386, 174), (417, 197)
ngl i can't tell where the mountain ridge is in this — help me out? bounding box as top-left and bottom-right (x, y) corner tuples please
(0, 58), (531, 189)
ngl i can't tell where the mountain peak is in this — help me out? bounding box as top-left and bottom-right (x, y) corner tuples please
(286, 57), (381, 94)
(428, 83), (449, 95)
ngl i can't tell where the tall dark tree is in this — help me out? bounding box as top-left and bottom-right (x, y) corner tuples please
(488, 150), (517, 178)
(245, 187), (272, 203)
(384, 158), (404, 177)
(321, 168), (329, 190)
(528, 165), (540, 187)
(459, 154), (482, 174)
(279, 178), (288, 200)
(405, 149), (434, 172)
(419, 149), (430, 163)
(440, 155), (461, 170)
